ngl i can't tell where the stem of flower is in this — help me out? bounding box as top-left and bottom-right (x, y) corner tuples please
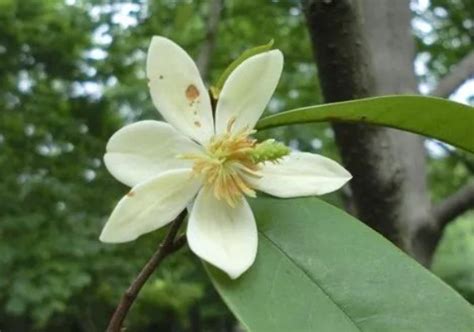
(105, 210), (188, 332)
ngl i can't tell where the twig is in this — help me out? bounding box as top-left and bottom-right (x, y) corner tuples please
(433, 181), (474, 228)
(431, 50), (474, 98)
(106, 211), (188, 332)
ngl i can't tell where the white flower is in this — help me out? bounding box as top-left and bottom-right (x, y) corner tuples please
(100, 36), (352, 279)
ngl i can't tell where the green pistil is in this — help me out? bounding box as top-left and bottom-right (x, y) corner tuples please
(249, 139), (290, 164)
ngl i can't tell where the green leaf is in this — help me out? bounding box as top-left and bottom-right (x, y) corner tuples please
(174, 3), (194, 30)
(206, 197), (474, 332)
(256, 95), (474, 153)
(212, 40), (274, 98)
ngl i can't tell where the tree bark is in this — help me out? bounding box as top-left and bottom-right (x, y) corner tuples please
(360, 0), (439, 265)
(196, 0), (223, 80)
(303, 0), (442, 266)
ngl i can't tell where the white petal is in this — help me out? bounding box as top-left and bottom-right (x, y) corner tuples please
(104, 120), (202, 187)
(187, 189), (257, 279)
(146, 36), (213, 144)
(100, 169), (201, 243)
(248, 152), (352, 198)
(215, 50), (283, 134)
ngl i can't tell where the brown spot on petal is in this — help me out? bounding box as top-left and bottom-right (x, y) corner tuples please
(194, 121), (201, 128)
(186, 84), (200, 101)
(127, 191), (135, 197)
(159, 75), (164, 79)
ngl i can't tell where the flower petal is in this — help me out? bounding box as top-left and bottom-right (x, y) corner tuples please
(104, 120), (202, 187)
(146, 36), (213, 144)
(248, 152), (352, 198)
(100, 169), (201, 243)
(187, 189), (257, 279)
(215, 50), (283, 134)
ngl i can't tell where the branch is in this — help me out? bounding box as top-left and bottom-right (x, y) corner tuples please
(432, 50), (474, 98)
(196, 0), (223, 79)
(106, 211), (188, 332)
(433, 182), (474, 228)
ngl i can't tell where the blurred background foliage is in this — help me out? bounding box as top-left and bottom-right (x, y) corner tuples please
(0, 0), (472, 331)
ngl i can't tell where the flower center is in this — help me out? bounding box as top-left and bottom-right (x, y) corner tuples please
(180, 121), (291, 207)
(184, 127), (260, 207)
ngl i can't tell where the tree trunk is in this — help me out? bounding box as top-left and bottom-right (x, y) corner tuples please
(303, 0), (440, 266)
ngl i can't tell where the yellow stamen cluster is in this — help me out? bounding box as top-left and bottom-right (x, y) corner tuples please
(184, 126), (260, 207)
(180, 117), (290, 207)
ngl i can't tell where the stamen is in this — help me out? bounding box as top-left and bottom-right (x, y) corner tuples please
(179, 125), (289, 207)
(226, 117), (237, 132)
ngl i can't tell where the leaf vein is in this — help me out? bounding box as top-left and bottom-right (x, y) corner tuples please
(260, 232), (363, 332)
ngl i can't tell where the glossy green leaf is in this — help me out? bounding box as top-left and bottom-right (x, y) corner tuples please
(256, 95), (474, 153)
(212, 39), (274, 98)
(206, 197), (474, 332)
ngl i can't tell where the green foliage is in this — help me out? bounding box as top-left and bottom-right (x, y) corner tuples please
(0, 0), (118, 327)
(207, 196), (474, 332)
(414, 0), (474, 84)
(257, 96), (474, 153)
(432, 213), (474, 304)
(0, 0), (230, 330)
(428, 149), (474, 201)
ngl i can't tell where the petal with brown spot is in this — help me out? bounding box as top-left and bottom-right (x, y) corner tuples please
(186, 84), (200, 101)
